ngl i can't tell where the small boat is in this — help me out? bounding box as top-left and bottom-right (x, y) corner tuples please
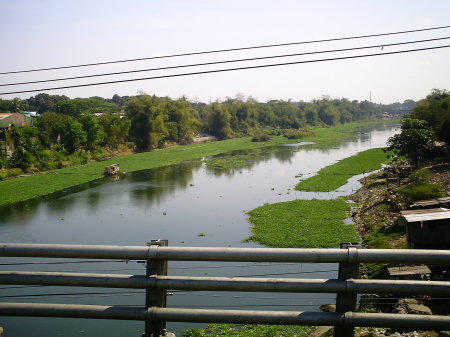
(104, 164), (120, 176)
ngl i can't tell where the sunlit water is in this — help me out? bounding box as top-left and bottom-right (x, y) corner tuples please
(0, 123), (399, 337)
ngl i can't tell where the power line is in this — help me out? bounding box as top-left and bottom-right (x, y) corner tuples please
(1, 25), (448, 75)
(2, 36), (448, 87)
(0, 44), (448, 96)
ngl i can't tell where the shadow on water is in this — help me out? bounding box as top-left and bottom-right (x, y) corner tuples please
(0, 122), (400, 337)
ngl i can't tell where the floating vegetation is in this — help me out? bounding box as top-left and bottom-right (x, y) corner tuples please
(296, 148), (391, 192)
(246, 199), (358, 248)
(184, 323), (313, 337)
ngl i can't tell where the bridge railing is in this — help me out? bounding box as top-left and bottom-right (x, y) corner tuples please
(1, 241), (450, 337)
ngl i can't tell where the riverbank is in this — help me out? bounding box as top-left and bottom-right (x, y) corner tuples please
(245, 147), (392, 248)
(0, 119), (396, 208)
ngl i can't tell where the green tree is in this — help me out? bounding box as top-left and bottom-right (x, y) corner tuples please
(27, 93), (69, 114)
(125, 94), (169, 151)
(205, 102), (233, 139)
(387, 117), (437, 167)
(34, 111), (73, 148)
(99, 113), (131, 148)
(65, 121), (87, 153)
(412, 89), (449, 143)
(78, 112), (106, 150)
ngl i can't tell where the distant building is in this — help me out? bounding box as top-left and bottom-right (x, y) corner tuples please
(0, 112), (33, 128)
(0, 113), (34, 157)
(21, 111), (40, 117)
(398, 208), (450, 249)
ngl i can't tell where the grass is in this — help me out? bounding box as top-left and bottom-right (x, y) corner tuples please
(0, 119), (396, 207)
(0, 136), (290, 207)
(183, 323), (313, 337)
(245, 199), (358, 248)
(295, 148), (391, 192)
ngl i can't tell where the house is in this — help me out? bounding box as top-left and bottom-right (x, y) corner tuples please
(0, 112), (33, 128)
(0, 113), (34, 157)
(398, 208), (450, 249)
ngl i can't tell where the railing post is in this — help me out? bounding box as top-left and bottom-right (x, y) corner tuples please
(334, 243), (360, 337)
(143, 239), (168, 337)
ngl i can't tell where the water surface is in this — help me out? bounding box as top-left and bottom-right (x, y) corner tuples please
(0, 123), (399, 336)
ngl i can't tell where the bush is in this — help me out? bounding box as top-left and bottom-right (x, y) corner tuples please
(0, 168), (23, 180)
(282, 129), (314, 139)
(250, 129), (271, 142)
(35, 149), (61, 171)
(399, 184), (443, 204)
(398, 168), (443, 204)
(66, 150), (89, 166)
(7, 146), (35, 172)
(90, 147), (110, 160)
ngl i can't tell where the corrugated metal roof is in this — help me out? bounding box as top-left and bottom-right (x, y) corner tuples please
(387, 265), (431, 276)
(0, 113), (14, 119)
(400, 208), (450, 223)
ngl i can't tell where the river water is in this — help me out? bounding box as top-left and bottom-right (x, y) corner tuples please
(0, 123), (399, 337)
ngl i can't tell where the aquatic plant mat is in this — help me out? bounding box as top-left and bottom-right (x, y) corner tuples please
(295, 148), (390, 192)
(246, 199), (358, 248)
(183, 323), (313, 337)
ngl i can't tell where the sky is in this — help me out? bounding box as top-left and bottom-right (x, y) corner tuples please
(0, 0), (449, 104)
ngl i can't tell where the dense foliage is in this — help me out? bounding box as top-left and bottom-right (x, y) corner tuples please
(0, 92), (412, 174)
(387, 89), (449, 166)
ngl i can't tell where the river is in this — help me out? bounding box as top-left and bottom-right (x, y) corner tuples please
(0, 123), (399, 337)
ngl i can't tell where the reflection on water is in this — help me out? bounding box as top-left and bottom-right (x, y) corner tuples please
(0, 123), (399, 337)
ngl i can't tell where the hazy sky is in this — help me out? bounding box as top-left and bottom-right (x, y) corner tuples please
(1, 0), (449, 103)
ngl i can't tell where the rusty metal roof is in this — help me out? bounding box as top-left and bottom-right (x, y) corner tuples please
(400, 208), (450, 223)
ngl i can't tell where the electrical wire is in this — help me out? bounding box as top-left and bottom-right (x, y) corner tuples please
(1, 44), (448, 96)
(1, 25), (448, 75)
(2, 36), (448, 87)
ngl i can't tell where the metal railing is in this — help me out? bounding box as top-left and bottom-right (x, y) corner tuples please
(1, 241), (450, 337)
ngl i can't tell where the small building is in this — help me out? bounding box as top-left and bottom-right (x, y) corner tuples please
(398, 208), (450, 249)
(0, 112), (32, 128)
(410, 197), (450, 209)
(21, 111), (40, 117)
(387, 264), (431, 280)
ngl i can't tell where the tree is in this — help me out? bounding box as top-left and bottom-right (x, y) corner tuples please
(125, 94), (169, 151)
(78, 112), (106, 150)
(412, 89), (449, 143)
(65, 121), (87, 153)
(387, 117), (437, 167)
(27, 93), (69, 114)
(34, 111), (73, 148)
(204, 103), (233, 139)
(99, 113), (131, 148)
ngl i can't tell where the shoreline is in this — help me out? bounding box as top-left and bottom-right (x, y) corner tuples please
(0, 119), (397, 208)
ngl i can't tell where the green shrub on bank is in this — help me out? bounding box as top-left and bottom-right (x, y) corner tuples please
(399, 184), (443, 205)
(282, 128), (314, 139)
(0, 168), (22, 180)
(250, 129), (271, 142)
(398, 168), (443, 204)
